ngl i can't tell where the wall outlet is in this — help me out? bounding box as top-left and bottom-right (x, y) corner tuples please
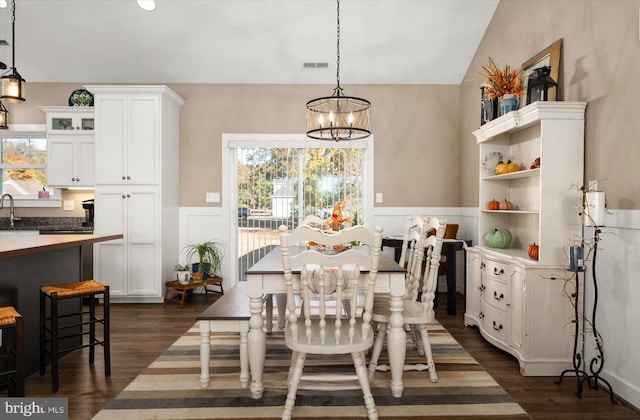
(375, 193), (383, 203)
(206, 192), (220, 203)
(63, 200), (74, 211)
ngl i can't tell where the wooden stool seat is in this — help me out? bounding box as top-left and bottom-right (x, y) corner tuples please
(0, 306), (24, 397)
(40, 280), (110, 392)
(41, 280), (107, 298)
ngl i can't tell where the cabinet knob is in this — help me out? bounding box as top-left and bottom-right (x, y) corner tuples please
(127, 176), (131, 180)
(479, 311), (484, 319)
(122, 194), (126, 199)
(122, 176), (126, 180)
(492, 321), (503, 331)
(76, 178), (80, 182)
(127, 194), (131, 198)
(493, 267), (504, 276)
(478, 284), (485, 292)
(71, 177), (76, 181)
(493, 291), (504, 301)
(480, 262), (486, 270)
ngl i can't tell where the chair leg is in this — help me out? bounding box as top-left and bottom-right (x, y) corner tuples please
(283, 352), (306, 420)
(367, 322), (387, 381)
(13, 316), (25, 397)
(103, 286), (111, 377)
(417, 324), (438, 383)
(353, 351), (378, 420)
(89, 295), (96, 365)
(39, 291), (46, 376)
(51, 293), (59, 393)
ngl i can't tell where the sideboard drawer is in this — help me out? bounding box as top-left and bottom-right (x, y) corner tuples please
(481, 274), (509, 312)
(483, 258), (511, 281)
(480, 300), (508, 345)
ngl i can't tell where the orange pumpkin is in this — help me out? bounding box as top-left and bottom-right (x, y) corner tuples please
(528, 243), (539, 260)
(487, 198), (499, 210)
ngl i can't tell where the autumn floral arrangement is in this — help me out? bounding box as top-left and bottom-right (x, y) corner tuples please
(323, 200), (353, 231)
(479, 57), (525, 100)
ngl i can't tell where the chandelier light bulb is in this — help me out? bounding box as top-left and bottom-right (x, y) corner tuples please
(0, 1), (7, 8)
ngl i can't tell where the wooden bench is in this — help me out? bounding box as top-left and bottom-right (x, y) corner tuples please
(164, 276), (223, 309)
(197, 282), (250, 388)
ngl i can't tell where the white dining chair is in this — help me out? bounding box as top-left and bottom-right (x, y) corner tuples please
(266, 215), (330, 333)
(368, 217), (446, 383)
(279, 224), (383, 420)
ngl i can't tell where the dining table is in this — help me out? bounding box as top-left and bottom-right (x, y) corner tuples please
(245, 245), (408, 399)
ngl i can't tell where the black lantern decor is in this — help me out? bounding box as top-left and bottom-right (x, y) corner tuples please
(526, 66), (557, 105)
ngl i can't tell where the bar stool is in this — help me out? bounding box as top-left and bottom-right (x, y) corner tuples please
(40, 280), (110, 392)
(0, 306), (24, 397)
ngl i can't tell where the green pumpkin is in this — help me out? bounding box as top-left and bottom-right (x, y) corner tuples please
(484, 229), (512, 249)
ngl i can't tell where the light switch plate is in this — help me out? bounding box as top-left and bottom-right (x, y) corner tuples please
(63, 200), (74, 211)
(206, 192), (220, 203)
(375, 193), (383, 203)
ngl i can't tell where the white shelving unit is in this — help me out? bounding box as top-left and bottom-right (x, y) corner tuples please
(465, 101), (586, 376)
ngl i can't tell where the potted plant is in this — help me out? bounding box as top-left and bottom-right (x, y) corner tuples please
(173, 264), (191, 285)
(182, 239), (224, 282)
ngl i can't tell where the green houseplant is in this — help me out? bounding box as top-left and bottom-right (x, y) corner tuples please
(182, 239), (224, 281)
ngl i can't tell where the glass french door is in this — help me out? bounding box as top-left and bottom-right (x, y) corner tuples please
(236, 146), (365, 281)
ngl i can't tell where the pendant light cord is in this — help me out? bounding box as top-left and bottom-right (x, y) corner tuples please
(11, 0), (15, 71)
(336, 0), (340, 90)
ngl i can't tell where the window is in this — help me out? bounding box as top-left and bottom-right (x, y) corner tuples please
(0, 134), (47, 198)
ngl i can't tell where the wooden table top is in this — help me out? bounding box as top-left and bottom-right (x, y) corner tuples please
(246, 245), (405, 275)
(0, 233), (123, 259)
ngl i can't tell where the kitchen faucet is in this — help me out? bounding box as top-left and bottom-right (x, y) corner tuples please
(0, 193), (22, 228)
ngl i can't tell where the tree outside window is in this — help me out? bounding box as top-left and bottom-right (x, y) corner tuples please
(1, 137), (47, 196)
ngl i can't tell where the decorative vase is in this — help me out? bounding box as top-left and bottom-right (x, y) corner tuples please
(500, 93), (519, 116)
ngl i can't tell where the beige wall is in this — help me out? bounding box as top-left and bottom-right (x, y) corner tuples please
(461, 0), (640, 210)
(7, 82), (461, 209)
(7, 0), (636, 211)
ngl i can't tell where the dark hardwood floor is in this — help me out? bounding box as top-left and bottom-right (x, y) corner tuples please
(14, 291), (640, 419)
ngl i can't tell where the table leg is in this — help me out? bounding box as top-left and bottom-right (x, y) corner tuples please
(199, 321), (211, 388)
(248, 294), (266, 399)
(239, 321), (250, 388)
(387, 291), (406, 398)
(276, 294), (287, 329)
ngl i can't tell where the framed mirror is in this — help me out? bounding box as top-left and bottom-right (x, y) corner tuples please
(521, 39), (562, 107)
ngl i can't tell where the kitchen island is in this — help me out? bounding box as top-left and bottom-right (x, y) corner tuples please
(0, 233), (122, 376)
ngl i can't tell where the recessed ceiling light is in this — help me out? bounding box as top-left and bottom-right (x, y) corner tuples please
(137, 0), (156, 12)
(0, 0), (7, 8)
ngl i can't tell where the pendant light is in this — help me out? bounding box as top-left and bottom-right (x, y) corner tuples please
(306, 0), (370, 141)
(1, 0), (26, 103)
(0, 100), (8, 129)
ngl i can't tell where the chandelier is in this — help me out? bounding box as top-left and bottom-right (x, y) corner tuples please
(306, 0), (370, 141)
(1, 0), (26, 103)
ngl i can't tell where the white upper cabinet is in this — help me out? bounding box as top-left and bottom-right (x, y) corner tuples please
(40, 106), (95, 188)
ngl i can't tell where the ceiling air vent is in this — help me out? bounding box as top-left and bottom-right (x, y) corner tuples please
(303, 62), (329, 69)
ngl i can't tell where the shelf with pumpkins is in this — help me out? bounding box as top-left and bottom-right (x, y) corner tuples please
(465, 100), (586, 376)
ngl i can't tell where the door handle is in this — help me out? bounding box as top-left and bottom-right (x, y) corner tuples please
(493, 291), (504, 301)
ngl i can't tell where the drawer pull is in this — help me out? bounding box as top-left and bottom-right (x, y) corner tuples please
(493, 291), (504, 301)
(492, 321), (503, 331)
(480, 262), (486, 270)
(493, 267), (504, 276)
(478, 284), (486, 292)
(479, 311), (484, 319)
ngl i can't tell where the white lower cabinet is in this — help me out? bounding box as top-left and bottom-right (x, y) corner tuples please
(465, 247), (575, 376)
(94, 187), (160, 299)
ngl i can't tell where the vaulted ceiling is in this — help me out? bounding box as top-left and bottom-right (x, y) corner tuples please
(0, 0), (498, 85)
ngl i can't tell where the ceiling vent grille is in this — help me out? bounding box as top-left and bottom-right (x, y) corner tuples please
(303, 62), (329, 69)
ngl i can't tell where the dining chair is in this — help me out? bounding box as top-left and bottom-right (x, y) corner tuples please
(368, 217), (446, 383)
(279, 224), (383, 420)
(398, 215), (426, 269)
(266, 215), (330, 333)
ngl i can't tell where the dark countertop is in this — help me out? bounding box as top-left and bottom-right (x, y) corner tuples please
(0, 217), (93, 233)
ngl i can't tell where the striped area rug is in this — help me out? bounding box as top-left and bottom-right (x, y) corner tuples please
(94, 322), (528, 419)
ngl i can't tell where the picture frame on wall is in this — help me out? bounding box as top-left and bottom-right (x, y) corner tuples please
(521, 38), (562, 107)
